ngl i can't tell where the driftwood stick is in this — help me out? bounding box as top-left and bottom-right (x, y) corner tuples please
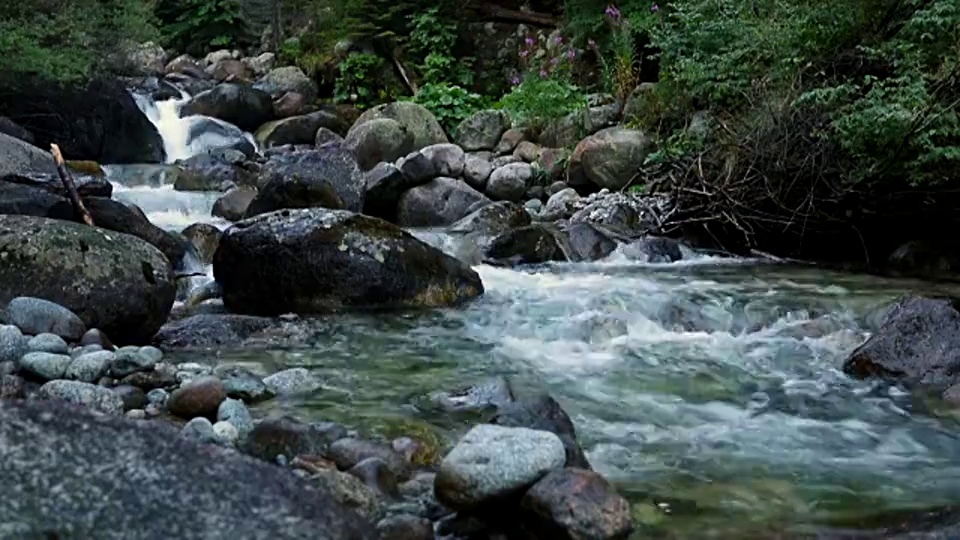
(50, 144), (94, 226)
(480, 5), (557, 27)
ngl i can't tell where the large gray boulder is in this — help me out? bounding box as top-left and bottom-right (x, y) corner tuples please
(254, 66), (319, 103)
(247, 146), (364, 216)
(0, 133), (56, 177)
(568, 127), (652, 191)
(351, 102), (447, 152)
(0, 215), (176, 345)
(397, 177), (490, 227)
(255, 111), (346, 148)
(455, 110), (510, 152)
(344, 118), (414, 171)
(212, 208), (484, 315)
(0, 399), (374, 539)
(844, 296), (960, 388)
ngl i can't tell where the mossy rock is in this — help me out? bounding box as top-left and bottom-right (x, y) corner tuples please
(65, 160), (104, 176)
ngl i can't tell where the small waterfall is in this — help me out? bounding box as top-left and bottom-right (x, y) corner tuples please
(132, 91), (258, 163)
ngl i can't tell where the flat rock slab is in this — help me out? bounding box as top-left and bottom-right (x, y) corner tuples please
(0, 399), (374, 539)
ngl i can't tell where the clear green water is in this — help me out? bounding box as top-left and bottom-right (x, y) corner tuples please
(171, 255), (960, 538)
(111, 167), (960, 538)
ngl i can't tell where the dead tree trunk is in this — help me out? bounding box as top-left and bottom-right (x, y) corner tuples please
(50, 144), (95, 227)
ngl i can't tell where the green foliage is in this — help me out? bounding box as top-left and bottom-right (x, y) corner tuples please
(0, 0), (158, 81)
(155, 0), (250, 56)
(408, 7), (474, 87)
(410, 83), (488, 133)
(498, 77), (588, 132)
(334, 52), (389, 109)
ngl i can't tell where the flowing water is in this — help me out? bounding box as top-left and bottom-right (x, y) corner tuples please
(113, 96), (960, 538)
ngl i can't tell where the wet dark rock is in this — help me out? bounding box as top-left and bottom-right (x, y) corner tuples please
(243, 416), (336, 462)
(185, 118), (256, 157)
(328, 438), (411, 481)
(85, 197), (188, 266)
(376, 515), (433, 540)
(152, 314), (279, 350)
(0, 399), (375, 539)
(181, 83), (275, 132)
(213, 208), (484, 315)
(521, 468), (632, 540)
(484, 225), (566, 266)
(166, 375), (227, 419)
(181, 223), (221, 265)
(886, 240), (960, 280)
(559, 222), (618, 262)
(448, 201), (531, 238)
(214, 365), (272, 402)
(843, 296), (960, 388)
(347, 457), (400, 498)
(0, 215), (176, 345)
(1, 297), (86, 341)
(174, 156), (257, 192)
(251, 146), (364, 214)
(493, 394), (592, 470)
(397, 177), (490, 227)
(113, 384), (147, 411)
(312, 469), (382, 522)
(0, 79), (164, 163)
(0, 181), (73, 219)
(1, 171), (112, 198)
(621, 236), (684, 263)
(364, 162), (416, 222)
(246, 175), (347, 217)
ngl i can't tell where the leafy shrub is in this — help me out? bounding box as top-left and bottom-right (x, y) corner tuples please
(498, 77), (588, 133)
(334, 52), (389, 109)
(408, 6), (474, 87)
(155, 0), (250, 56)
(410, 83), (488, 133)
(0, 0), (158, 81)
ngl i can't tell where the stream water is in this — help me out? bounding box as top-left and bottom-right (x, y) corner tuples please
(114, 96), (960, 538)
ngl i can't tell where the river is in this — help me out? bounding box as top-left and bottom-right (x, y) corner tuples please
(110, 97), (960, 538)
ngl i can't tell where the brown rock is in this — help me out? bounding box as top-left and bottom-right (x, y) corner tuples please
(346, 457), (399, 498)
(514, 141), (542, 163)
(211, 59), (252, 82)
(80, 328), (115, 350)
(274, 91), (308, 118)
(521, 468), (632, 540)
(242, 416), (337, 463)
(166, 376), (226, 419)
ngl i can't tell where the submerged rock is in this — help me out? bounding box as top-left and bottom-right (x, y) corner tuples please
(0, 215), (176, 345)
(0, 399), (375, 538)
(152, 314), (280, 350)
(243, 416), (335, 462)
(844, 296), (960, 388)
(213, 208), (484, 315)
(484, 225), (566, 266)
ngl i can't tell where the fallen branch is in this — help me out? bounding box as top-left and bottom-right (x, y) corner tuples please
(478, 5), (557, 27)
(50, 144), (94, 226)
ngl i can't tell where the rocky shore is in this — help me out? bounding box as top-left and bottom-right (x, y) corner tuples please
(2, 45), (960, 540)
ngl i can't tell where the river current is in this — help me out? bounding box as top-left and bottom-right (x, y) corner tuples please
(110, 97), (960, 538)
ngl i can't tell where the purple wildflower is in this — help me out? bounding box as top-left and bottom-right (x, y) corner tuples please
(604, 4), (621, 20)
(525, 37), (536, 45)
(555, 35), (564, 44)
(519, 49), (529, 58)
(651, 3), (660, 12)
(566, 49), (576, 59)
(539, 69), (548, 78)
(511, 76), (521, 86)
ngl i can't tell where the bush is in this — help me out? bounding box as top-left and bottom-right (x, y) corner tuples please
(498, 78), (587, 133)
(155, 0), (252, 57)
(0, 0), (158, 81)
(410, 83), (488, 133)
(334, 52), (390, 109)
